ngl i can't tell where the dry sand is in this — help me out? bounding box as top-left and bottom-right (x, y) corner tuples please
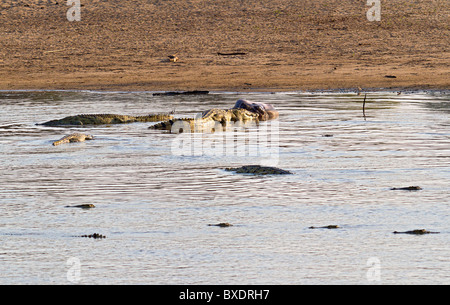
(0, 0), (448, 92)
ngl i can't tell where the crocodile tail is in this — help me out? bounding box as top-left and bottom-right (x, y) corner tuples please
(149, 119), (175, 130)
(40, 118), (75, 126)
(53, 138), (69, 146)
(149, 118), (196, 132)
(53, 134), (74, 146)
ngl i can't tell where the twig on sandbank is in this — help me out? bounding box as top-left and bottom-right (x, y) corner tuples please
(217, 52), (247, 56)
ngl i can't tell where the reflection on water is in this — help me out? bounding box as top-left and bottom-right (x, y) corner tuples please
(0, 90), (449, 284)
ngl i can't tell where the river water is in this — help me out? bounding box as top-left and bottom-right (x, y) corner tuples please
(0, 90), (448, 284)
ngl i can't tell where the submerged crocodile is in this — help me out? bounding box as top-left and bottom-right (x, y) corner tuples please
(224, 165), (293, 175)
(393, 229), (439, 235)
(52, 133), (94, 146)
(149, 99), (279, 132)
(65, 204), (95, 209)
(309, 225), (340, 229)
(390, 186), (422, 191)
(79, 233), (106, 239)
(208, 223), (233, 227)
(39, 113), (173, 126)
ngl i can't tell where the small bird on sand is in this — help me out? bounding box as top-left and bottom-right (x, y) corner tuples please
(168, 55), (178, 62)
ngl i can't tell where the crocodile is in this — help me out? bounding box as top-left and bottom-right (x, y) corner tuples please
(39, 113), (173, 126)
(390, 186), (422, 191)
(52, 133), (94, 146)
(79, 233), (106, 239)
(65, 204), (95, 209)
(309, 225), (340, 229)
(224, 165), (292, 175)
(208, 223), (233, 227)
(149, 99), (278, 132)
(150, 108), (259, 133)
(393, 229), (439, 235)
(232, 99), (279, 121)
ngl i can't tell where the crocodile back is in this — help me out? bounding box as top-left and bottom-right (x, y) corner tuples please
(52, 133), (93, 146)
(40, 113), (173, 126)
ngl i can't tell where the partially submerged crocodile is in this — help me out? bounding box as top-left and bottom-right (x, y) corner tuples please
(65, 204), (95, 209)
(225, 165), (292, 175)
(208, 223), (233, 227)
(39, 113), (173, 126)
(309, 225), (340, 229)
(150, 108), (259, 133)
(79, 233), (106, 239)
(390, 186), (422, 191)
(53, 133), (94, 146)
(393, 229), (439, 235)
(233, 99), (279, 121)
(149, 99), (279, 132)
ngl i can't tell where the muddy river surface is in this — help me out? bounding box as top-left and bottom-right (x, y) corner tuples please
(0, 90), (448, 284)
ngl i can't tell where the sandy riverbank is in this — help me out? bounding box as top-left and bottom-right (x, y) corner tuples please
(0, 0), (448, 92)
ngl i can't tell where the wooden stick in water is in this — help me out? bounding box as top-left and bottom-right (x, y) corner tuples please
(363, 93), (367, 121)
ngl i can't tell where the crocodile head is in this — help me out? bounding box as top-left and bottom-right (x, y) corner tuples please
(229, 108), (259, 122)
(233, 99), (278, 121)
